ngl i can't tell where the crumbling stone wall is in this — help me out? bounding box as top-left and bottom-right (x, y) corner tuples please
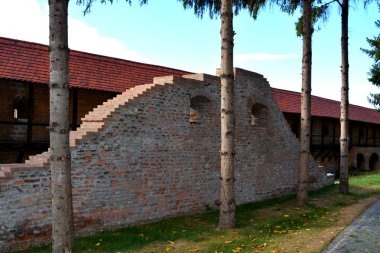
(0, 68), (333, 251)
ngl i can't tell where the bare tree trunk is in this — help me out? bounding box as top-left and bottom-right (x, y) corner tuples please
(219, 0), (235, 229)
(340, 0), (349, 194)
(298, 0), (312, 205)
(49, 0), (75, 252)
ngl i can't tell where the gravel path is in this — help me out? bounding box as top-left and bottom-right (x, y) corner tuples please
(322, 200), (380, 253)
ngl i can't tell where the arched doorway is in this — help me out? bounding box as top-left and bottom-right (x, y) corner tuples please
(369, 153), (379, 171)
(357, 153), (365, 171)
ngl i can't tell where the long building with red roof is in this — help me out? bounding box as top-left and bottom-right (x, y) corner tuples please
(0, 36), (189, 92)
(0, 36), (379, 173)
(272, 88), (380, 125)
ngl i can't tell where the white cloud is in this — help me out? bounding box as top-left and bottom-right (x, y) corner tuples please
(67, 17), (146, 62)
(0, 0), (48, 44)
(235, 53), (299, 63)
(0, 0), (145, 62)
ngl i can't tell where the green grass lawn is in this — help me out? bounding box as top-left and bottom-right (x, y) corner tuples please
(22, 172), (380, 253)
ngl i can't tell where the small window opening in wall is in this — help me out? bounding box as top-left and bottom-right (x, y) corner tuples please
(322, 123), (329, 136)
(359, 127), (365, 138)
(189, 95), (210, 124)
(13, 97), (28, 120)
(251, 103), (268, 126)
(369, 153), (379, 171)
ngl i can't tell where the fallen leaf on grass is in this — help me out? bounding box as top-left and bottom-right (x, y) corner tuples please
(165, 246), (171, 252)
(232, 247), (242, 252)
(95, 242), (101, 247)
(258, 243), (267, 249)
(189, 249), (200, 252)
(168, 240), (175, 245)
(224, 240), (233, 244)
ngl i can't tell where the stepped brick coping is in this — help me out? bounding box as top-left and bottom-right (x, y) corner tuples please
(19, 79), (172, 172)
(17, 73), (219, 174)
(69, 82), (158, 147)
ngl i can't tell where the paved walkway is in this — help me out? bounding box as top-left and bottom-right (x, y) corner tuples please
(322, 200), (380, 253)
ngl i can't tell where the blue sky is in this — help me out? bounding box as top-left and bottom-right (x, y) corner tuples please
(0, 0), (378, 108)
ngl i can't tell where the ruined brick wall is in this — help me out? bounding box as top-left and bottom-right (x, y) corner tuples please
(0, 69), (333, 251)
(0, 164), (52, 250)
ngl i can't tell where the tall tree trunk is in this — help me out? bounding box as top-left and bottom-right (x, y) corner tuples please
(219, 0), (235, 229)
(49, 0), (75, 252)
(298, 0), (312, 205)
(340, 0), (349, 194)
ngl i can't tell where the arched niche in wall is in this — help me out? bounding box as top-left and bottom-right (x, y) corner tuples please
(189, 95), (211, 124)
(251, 103), (269, 127)
(357, 153), (365, 171)
(369, 153), (379, 171)
(13, 96), (28, 120)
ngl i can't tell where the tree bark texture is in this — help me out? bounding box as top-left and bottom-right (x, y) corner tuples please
(298, 0), (312, 205)
(340, 0), (349, 194)
(219, 0), (236, 229)
(49, 0), (75, 252)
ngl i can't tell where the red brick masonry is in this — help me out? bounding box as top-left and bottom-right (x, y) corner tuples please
(0, 69), (333, 251)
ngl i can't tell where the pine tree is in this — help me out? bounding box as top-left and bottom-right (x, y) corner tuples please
(49, 0), (74, 252)
(219, 0), (236, 229)
(339, 0), (349, 194)
(298, 0), (313, 205)
(278, 0), (314, 204)
(362, 13), (380, 109)
(179, 0), (237, 228)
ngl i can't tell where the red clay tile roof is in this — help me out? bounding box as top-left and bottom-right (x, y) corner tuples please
(1, 37), (379, 125)
(0, 37), (190, 93)
(272, 88), (380, 124)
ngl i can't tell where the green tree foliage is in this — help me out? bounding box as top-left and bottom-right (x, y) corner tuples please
(362, 17), (380, 109)
(278, 0), (331, 37)
(77, 0), (148, 14)
(180, 0), (275, 19)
